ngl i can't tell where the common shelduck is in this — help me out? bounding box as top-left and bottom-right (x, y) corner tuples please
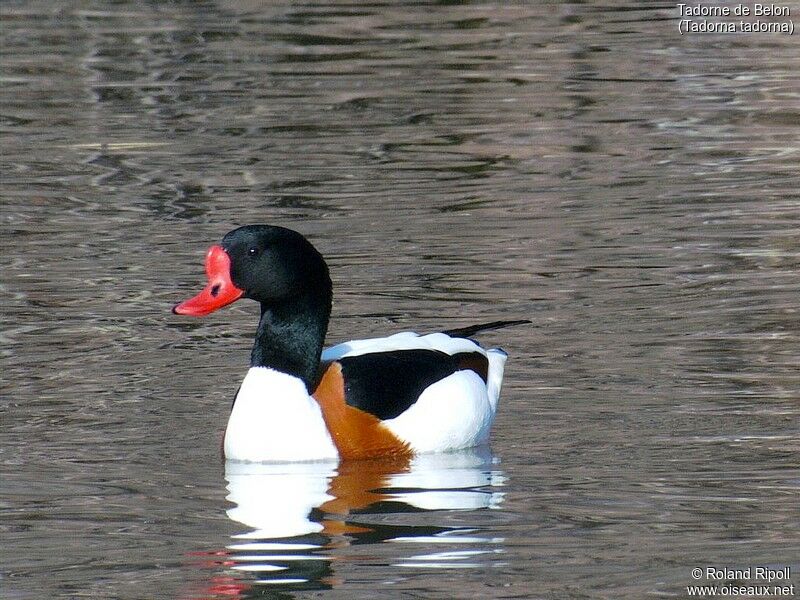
(173, 225), (525, 462)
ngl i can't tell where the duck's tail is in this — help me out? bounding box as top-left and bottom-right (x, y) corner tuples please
(442, 319), (531, 338)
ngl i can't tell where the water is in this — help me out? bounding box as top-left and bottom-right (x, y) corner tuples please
(2, 1), (799, 598)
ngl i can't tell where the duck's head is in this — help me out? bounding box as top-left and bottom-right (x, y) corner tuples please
(173, 225), (331, 317)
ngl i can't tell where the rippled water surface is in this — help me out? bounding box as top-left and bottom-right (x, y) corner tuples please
(2, 1), (799, 598)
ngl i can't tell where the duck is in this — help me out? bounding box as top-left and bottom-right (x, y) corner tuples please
(173, 224), (525, 462)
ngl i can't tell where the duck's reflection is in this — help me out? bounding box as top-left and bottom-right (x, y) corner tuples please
(195, 448), (505, 595)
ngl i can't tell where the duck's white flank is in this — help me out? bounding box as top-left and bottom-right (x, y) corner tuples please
(224, 367), (338, 462)
(382, 369), (498, 454)
(383, 345), (507, 454)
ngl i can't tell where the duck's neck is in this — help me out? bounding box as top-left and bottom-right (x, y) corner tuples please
(250, 292), (331, 393)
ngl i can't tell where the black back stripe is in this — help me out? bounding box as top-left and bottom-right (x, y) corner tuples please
(338, 349), (488, 420)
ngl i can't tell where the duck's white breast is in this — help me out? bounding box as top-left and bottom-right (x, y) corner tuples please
(224, 367), (339, 462)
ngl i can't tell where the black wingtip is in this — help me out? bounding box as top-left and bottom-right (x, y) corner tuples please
(441, 319), (532, 338)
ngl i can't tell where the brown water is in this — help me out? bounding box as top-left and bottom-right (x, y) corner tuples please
(2, 1), (799, 599)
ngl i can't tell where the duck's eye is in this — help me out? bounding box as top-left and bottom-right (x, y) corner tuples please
(248, 247), (259, 257)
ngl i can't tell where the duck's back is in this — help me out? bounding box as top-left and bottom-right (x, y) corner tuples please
(314, 332), (507, 459)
